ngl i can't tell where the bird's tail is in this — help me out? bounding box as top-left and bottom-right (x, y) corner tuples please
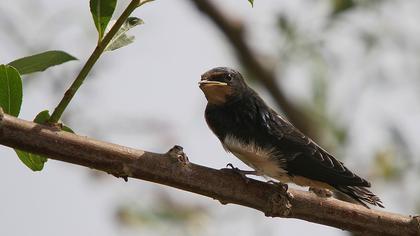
(334, 185), (384, 208)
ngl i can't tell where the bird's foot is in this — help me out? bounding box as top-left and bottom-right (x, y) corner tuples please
(309, 187), (333, 198)
(221, 163), (259, 183)
(267, 180), (292, 199)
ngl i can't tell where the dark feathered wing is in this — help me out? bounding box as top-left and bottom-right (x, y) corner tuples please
(262, 108), (383, 208)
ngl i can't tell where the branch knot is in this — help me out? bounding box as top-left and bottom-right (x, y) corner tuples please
(411, 215), (420, 232)
(265, 188), (293, 217)
(167, 145), (189, 165)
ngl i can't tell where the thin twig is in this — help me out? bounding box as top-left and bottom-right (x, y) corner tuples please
(48, 0), (150, 123)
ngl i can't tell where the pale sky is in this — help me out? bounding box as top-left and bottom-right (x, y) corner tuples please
(1, 0), (420, 235)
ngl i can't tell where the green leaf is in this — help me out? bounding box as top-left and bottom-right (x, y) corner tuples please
(0, 64), (22, 117)
(34, 110), (51, 124)
(90, 0), (117, 40)
(32, 110), (74, 133)
(62, 125), (75, 133)
(15, 150), (47, 171)
(14, 110), (50, 171)
(331, 0), (355, 15)
(105, 17), (144, 51)
(248, 0), (254, 7)
(8, 50), (77, 75)
(14, 110), (74, 171)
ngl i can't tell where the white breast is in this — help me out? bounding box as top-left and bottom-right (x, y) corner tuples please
(222, 135), (288, 179)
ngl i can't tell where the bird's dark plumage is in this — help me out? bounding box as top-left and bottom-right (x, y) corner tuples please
(199, 67), (383, 208)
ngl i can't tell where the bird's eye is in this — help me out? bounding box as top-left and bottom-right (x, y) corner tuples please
(226, 74), (233, 82)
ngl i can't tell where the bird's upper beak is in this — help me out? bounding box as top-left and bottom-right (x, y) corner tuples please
(198, 73), (227, 88)
(198, 80), (228, 88)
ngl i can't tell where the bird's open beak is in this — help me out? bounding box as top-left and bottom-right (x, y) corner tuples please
(198, 80), (228, 88)
(199, 71), (228, 88)
(199, 74), (232, 105)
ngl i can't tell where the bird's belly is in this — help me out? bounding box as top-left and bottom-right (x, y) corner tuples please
(231, 151), (332, 189)
(223, 135), (332, 189)
(231, 151), (286, 178)
(223, 135), (287, 179)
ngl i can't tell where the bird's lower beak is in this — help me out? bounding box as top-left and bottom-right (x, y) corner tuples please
(198, 79), (232, 105)
(198, 80), (228, 88)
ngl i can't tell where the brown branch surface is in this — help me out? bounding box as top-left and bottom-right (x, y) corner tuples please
(0, 111), (418, 235)
(189, 0), (316, 137)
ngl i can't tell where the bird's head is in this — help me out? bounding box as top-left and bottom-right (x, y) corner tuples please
(199, 67), (247, 105)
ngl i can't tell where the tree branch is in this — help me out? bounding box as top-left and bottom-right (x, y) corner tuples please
(189, 0), (317, 137)
(0, 110), (418, 235)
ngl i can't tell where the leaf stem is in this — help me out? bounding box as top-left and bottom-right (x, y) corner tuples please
(48, 0), (150, 123)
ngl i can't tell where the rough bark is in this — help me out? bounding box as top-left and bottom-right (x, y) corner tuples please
(0, 110), (418, 235)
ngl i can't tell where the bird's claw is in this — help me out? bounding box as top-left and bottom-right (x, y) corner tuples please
(226, 163), (236, 169)
(221, 163), (253, 183)
(268, 180), (288, 191)
(268, 180), (292, 199)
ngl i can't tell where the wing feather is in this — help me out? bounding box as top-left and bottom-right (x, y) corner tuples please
(262, 109), (370, 187)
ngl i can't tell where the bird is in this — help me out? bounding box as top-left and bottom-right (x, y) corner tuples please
(198, 67), (383, 208)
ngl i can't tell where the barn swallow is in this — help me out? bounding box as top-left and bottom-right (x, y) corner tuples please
(199, 67), (383, 208)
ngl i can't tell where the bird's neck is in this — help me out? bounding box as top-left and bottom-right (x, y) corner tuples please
(205, 89), (268, 143)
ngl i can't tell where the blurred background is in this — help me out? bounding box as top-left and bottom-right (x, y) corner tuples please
(1, 0), (420, 235)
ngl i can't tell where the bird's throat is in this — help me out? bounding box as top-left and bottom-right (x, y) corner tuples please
(201, 85), (232, 105)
